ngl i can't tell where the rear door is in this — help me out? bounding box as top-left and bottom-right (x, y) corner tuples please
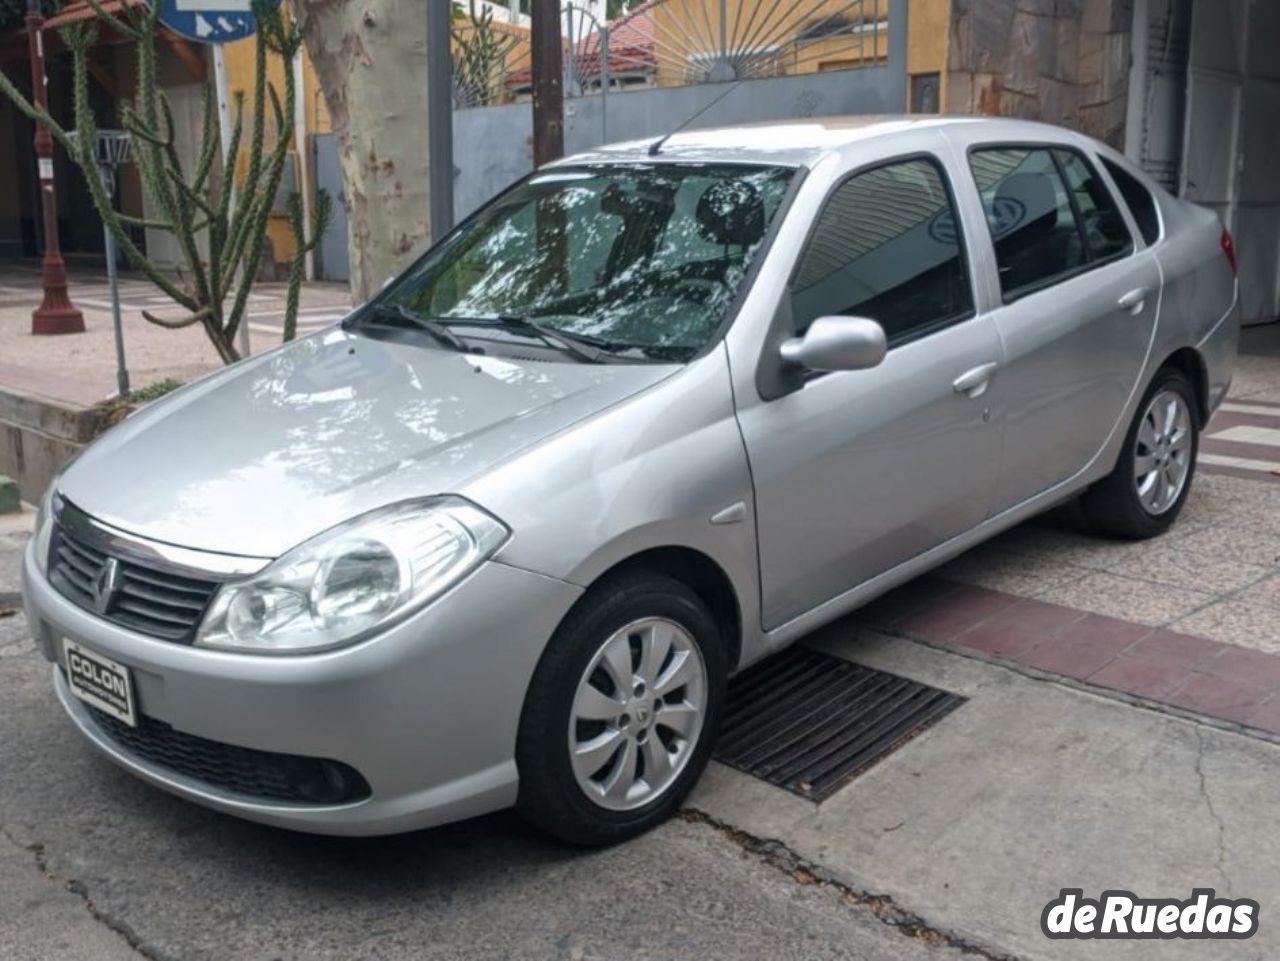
(963, 144), (1160, 510)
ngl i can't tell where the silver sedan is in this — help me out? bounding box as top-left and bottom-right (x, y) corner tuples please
(23, 118), (1238, 844)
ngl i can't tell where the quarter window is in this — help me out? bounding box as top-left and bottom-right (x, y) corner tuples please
(791, 157), (974, 346)
(1101, 157), (1161, 246)
(1053, 149), (1132, 260)
(969, 146), (1133, 301)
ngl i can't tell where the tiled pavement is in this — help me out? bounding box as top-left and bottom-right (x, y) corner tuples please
(859, 575), (1280, 736)
(1200, 397), (1280, 484)
(0, 262), (350, 405)
(862, 328), (1280, 736)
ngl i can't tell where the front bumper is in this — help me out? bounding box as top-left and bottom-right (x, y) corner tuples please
(23, 542), (582, 835)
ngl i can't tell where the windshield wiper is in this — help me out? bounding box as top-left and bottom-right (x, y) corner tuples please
(364, 302), (470, 352)
(440, 315), (607, 364)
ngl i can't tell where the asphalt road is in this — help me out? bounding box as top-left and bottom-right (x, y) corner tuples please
(0, 609), (954, 961)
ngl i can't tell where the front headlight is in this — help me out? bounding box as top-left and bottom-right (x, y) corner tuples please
(195, 497), (508, 654)
(32, 487), (58, 577)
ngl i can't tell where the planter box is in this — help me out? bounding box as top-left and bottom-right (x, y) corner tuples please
(0, 387), (116, 504)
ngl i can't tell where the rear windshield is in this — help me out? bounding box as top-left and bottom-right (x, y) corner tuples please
(367, 163), (795, 361)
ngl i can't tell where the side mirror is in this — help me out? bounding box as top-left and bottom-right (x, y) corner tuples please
(779, 316), (887, 372)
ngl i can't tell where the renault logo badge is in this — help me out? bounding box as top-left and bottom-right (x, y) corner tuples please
(91, 557), (121, 614)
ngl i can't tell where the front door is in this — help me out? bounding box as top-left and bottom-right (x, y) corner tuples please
(737, 155), (1005, 631)
(964, 145), (1160, 509)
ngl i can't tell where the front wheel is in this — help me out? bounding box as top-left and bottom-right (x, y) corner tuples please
(1082, 367), (1199, 538)
(515, 572), (726, 846)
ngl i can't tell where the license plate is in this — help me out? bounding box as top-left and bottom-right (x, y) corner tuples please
(63, 639), (137, 728)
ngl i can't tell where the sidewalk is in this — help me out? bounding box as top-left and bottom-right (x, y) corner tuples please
(0, 262), (351, 407)
(692, 626), (1280, 960)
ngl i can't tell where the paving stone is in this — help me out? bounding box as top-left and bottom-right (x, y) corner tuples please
(937, 543), (1090, 596)
(1197, 644), (1280, 688)
(1164, 522), (1280, 569)
(1019, 635), (1118, 679)
(951, 620), (1046, 659)
(1103, 544), (1271, 594)
(1245, 695), (1280, 734)
(894, 584), (1017, 643)
(854, 576), (959, 630)
(1235, 572), (1280, 610)
(1171, 600), (1280, 655)
(975, 596), (1088, 636)
(1087, 654), (1194, 699)
(1052, 612), (1153, 653)
(1164, 673), (1273, 725)
(1125, 630), (1229, 670)
(1037, 571), (1214, 627)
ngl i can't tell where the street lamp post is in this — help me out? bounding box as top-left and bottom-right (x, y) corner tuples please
(25, 0), (84, 335)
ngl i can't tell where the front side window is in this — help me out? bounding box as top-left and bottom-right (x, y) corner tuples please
(791, 157), (974, 346)
(366, 163), (795, 362)
(969, 146), (1132, 301)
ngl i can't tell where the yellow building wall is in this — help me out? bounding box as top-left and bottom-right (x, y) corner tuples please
(906, 0), (950, 110)
(652, 0), (889, 87)
(220, 15), (329, 266)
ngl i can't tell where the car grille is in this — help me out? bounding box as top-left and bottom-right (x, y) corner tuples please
(82, 699), (371, 805)
(48, 523), (219, 643)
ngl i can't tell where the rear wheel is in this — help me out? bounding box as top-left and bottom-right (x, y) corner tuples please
(516, 572), (726, 846)
(1082, 367), (1199, 538)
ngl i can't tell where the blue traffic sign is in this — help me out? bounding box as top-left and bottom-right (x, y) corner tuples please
(152, 0), (281, 45)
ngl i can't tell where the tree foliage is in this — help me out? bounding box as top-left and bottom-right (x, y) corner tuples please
(0, 0), (330, 364)
(606, 0), (645, 21)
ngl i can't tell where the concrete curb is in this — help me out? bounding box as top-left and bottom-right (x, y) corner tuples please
(0, 386), (112, 503)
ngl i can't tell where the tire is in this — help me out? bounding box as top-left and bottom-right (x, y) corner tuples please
(1081, 366), (1199, 539)
(516, 571), (727, 846)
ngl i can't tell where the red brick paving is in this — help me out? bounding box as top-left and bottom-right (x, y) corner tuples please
(864, 579), (1280, 738)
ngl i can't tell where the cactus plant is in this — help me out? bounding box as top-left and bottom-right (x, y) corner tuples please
(0, 0), (330, 363)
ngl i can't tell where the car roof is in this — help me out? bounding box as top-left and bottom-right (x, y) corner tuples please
(548, 115), (1091, 169)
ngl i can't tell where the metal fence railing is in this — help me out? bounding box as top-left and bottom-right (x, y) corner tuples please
(451, 0), (891, 109)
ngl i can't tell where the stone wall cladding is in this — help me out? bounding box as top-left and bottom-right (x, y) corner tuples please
(947, 0), (1133, 147)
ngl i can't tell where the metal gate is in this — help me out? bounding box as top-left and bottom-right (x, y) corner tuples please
(312, 133), (349, 284)
(451, 0), (907, 219)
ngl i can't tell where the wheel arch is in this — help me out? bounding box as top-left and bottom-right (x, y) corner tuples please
(1156, 347), (1211, 427)
(572, 546), (744, 673)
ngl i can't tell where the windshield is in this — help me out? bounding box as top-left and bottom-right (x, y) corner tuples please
(364, 163), (795, 362)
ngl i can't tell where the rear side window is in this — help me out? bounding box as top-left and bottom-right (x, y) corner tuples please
(968, 146), (1131, 301)
(791, 157), (974, 347)
(1101, 158), (1161, 246)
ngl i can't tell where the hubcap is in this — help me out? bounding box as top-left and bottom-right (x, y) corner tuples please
(568, 617), (707, 812)
(1134, 389), (1193, 516)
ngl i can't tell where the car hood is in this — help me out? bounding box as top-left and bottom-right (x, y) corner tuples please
(59, 328), (676, 558)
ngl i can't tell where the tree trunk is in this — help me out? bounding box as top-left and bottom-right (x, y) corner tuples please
(287, 0), (431, 301)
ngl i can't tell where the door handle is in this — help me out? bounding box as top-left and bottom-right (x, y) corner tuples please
(1118, 287), (1149, 314)
(953, 362), (999, 399)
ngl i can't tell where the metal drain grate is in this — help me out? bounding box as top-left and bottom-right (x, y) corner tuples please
(715, 647), (965, 801)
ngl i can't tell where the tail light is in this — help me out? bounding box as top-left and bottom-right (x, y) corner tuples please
(1221, 227), (1238, 276)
